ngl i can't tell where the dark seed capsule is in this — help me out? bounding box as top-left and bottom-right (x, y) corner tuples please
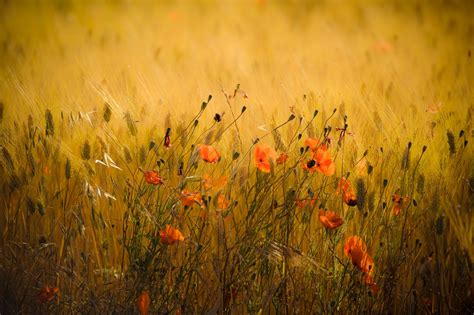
(306, 159), (316, 168)
(103, 103), (112, 122)
(214, 113), (222, 122)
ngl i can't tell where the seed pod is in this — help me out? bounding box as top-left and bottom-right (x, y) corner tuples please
(103, 102), (112, 122)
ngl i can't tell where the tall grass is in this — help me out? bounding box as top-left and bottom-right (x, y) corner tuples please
(0, 0), (473, 313)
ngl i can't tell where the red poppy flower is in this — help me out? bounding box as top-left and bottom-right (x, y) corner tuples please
(199, 145), (220, 163)
(318, 210), (344, 230)
(201, 174), (228, 191)
(338, 178), (357, 206)
(137, 291), (150, 315)
(344, 236), (374, 274)
(37, 285), (59, 303)
(304, 138), (320, 151)
(144, 170), (164, 185)
(217, 194), (230, 210)
(295, 196), (317, 209)
(254, 144), (277, 173)
(160, 225), (185, 245)
(180, 189), (204, 208)
(276, 153), (288, 165)
(303, 144), (336, 176)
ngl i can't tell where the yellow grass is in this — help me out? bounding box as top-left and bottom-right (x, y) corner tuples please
(0, 0), (472, 313)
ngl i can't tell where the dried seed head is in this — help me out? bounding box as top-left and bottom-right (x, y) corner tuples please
(435, 215), (444, 235)
(125, 112), (137, 136)
(81, 140), (91, 160)
(37, 200), (46, 216)
(272, 128), (285, 152)
(356, 178), (365, 211)
(65, 158), (71, 179)
(45, 109), (54, 136)
(123, 146), (132, 163)
(447, 130), (456, 154)
(1, 146), (15, 172)
(26, 197), (36, 214)
(103, 102), (112, 122)
(417, 174), (425, 195)
(139, 145), (146, 165)
(401, 144), (410, 170)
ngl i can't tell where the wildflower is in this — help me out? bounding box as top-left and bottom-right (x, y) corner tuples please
(344, 236), (374, 275)
(144, 170), (163, 185)
(137, 291), (150, 315)
(338, 178), (357, 206)
(303, 144), (336, 176)
(181, 189), (204, 208)
(304, 137), (320, 151)
(201, 174), (227, 191)
(199, 145), (220, 163)
(37, 285), (59, 303)
(160, 225), (185, 245)
(217, 194), (230, 210)
(296, 196), (317, 209)
(254, 144), (277, 173)
(276, 152), (288, 165)
(318, 210), (344, 230)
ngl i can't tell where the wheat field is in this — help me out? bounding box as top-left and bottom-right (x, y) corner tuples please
(0, 0), (473, 314)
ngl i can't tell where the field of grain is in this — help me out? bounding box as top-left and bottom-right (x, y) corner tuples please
(0, 0), (473, 313)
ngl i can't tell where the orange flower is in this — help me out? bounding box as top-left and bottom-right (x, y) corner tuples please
(304, 138), (320, 151)
(276, 153), (288, 165)
(199, 145), (220, 163)
(180, 189), (204, 208)
(37, 285), (59, 303)
(338, 178), (357, 206)
(296, 196), (317, 209)
(303, 144), (336, 176)
(344, 236), (374, 275)
(160, 225), (185, 245)
(217, 194), (230, 210)
(144, 170), (164, 185)
(318, 210), (344, 230)
(137, 291), (151, 315)
(254, 144), (277, 173)
(201, 174), (228, 191)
